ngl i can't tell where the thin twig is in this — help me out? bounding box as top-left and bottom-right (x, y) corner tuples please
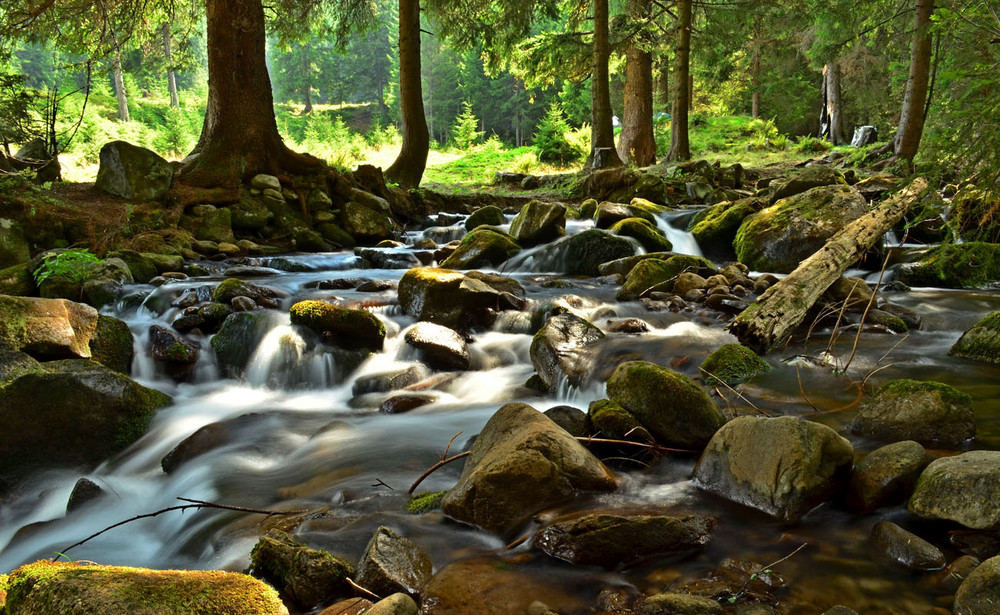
(730, 543), (809, 604)
(860, 334), (910, 389)
(346, 577), (381, 601)
(825, 280), (862, 354)
(795, 365), (820, 412)
(408, 452), (471, 495)
(843, 253), (893, 372)
(442, 431), (463, 460)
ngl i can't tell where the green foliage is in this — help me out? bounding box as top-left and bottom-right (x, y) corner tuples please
(32, 249), (102, 285)
(534, 102), (583, 163)
(794, 136), (830, 154)
(451, 101), (484, 150)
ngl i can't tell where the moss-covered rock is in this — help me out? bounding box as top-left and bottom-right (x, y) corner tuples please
(509, 200), (567, 246)
(688, 197), (765, 254)
(606, 361), (725, 449)
(212, 278), (281, 307)
(343, 200), (392, 244)
(248, 529), (353, 611)
(0, 360), (171, 480)
(1, 561), (288, 615)
(95, 140), (174, 201)
(594, 201), (656, 229)
(599, 252), (715, 278)
(405, 490), (448, 514)
(735, 184), (867, 273)
(0, 217), (31, 269)
(231, 194), (274, 230)
(397, 267), (523, 329)
(107, 249), (158, 284)
(850, 379), (975, 447)
(610, 217), (672, 252)
(895, 242), (1000, 289)
(440, 227), (520, 270)
(89, 314), (135, 374)
(0, 262), (35, 296)
(617, 255), (715, 301)
(0, 295), (99, 360)
(950, 312), (1000, 364)
(767, 165), (846, 204)
(699, 343), (770, 386)
(181, 206), (235, 244)
(289, 300), (385, 351)
(949, 187), (1000, 243)
(580, 199), (599, 219)
(909, 451), (1000, 530)
(563, 229), (637, 276)
(588, 398), (653, 443)
(211, 311), (280, 378)
(465, 205), (505, 231)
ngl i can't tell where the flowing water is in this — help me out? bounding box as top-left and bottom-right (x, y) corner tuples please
(2, 213), (999, 614)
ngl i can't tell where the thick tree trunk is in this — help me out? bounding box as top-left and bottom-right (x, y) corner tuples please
(751, 43), (761, 119)
(665, 0), (691, 161)
(656, 52), (670, 110)
(162, 22), (179, 108)
(894, 0), (935, 162)
(587, 0), (623, 170)
(112, 51), (129, 122)
(385, 0), (429, 189)
(727, 178), (928, 354)
(617, 0), (656, 167)
(819, 62), (847, 145)
(180, 0), (322, 188)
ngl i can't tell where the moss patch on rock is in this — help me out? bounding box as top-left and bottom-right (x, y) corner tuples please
(699, 343), (770, 386)
(950, 312), (1000, 364)
(610, 217), (672, 252)
(897, 242), (1000, 289)
(289, 300), (385, 351)
(405, 490), (448, 514)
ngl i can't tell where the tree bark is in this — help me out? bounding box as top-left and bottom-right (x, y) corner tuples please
(894, 0), (935, 162)
(617, 0), (656, 167)
(302, 43), (313, 114)
(819, 62), (847, 145)
(751, 41), (761, 119)
(179, 0), (323, 188)
(665, 0), (691, 161)
(656, 52), (670, 110)
(727, 178), (928, 355)
(587, 0), (623, 170)
(385, 0), (429, 189)
(112, 51), (129, 122)
(162, 22), (179, 108)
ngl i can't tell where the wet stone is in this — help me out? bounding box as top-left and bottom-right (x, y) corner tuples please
(871, 520), (946, 571)
(543, 405), (589, 437)
(356, 526), (432, 598)
(66, 477), (104, 512)
(636, 592), (724, 615)
(404, 322), (470, 371)
(846, 440), (931, 514)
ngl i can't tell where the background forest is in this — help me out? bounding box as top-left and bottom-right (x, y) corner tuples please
(0, 0), (997, 191)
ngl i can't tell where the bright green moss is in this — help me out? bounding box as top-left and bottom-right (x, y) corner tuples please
(405, 490), (449, 513)
(699, 343), (771, 386)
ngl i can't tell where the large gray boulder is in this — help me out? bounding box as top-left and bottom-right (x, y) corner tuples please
(397, 267), (524, 329)
(439, 227), (520, 270)
(530, 313), (605, 392)
(441, 403), (617, 534)
(908, 451), (1000, 529)
(95, 140), (173, 201)
(693, 415), (854, 522)
(509, 200), (567, 246)
(849, 379), (975, 447)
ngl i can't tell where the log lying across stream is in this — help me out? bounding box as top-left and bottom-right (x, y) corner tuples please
(728, 177), (929, 354)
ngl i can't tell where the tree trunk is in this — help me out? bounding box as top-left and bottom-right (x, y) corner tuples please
(894, 0), (935, 162)
(727, 178), (928, 354)
(162, 22), (179, 108)
(820, 62), (847, 145)
(617, 0), (656, 167)
(751, 42), (761, 119)
(665, 0), (691, 161)
(587, 0), (623, 170)
(656, 52), (670, 110)
(302, 44), (313, 114)
(385, 0), (429, 189)
(179, 0), (323, 188)
(112, 51), (130, 122)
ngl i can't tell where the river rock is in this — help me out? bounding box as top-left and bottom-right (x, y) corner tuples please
(954, 555), (1000, 615)
(734, 184), (867, 273)
(0, 295), (100, 360)
(0, 561), (288, 615)
(693, 415), (853, 522)
(95, 140), (173, 201)
(870, 520), (946, 571)
(530, 313), (605, 392)
(161, 413), (274, 473)
(149, 324), (199, 377)
(509, 200), (566, 245)
(562, 229), (637, 276)
(588, 398), (654, 444)
(0, 359), (171, 480)
(355, 526), (432, 598)
(544, 405), (589, 437)
(172, 302), (233, 334)
(251, 173), (281, 191)
(289, 300), (385, 352)
(247, 529), (354, 610)
(404, 321), (470, 370)
(637, 592), (724, 615)
(398, 267), (523, 329)
(617, 255), (716, 301)
(849, 379), (975, 447)
(846, 440), (931, 514)
(66, 477), (105, 512)
(688, 197), (765, 254)
(534, 508), (715, 567)
(950, 312), (1000, 364)
(699, 343), (770, 386)
(213, 278), (281, 308)
(439, 226), (520, 269)
(441, 402), (617, 534)
(896, 242), (1000, 289)
(465, 205), (505, 231)
(594, 201), (656, 228)
(767, 165), (845, 204)
(610, 217), (672, 252)
(909, 451), (1000, 529)
(606, 361), (724, 449)
(364, 593), (418, 615)
(317, 598), (373, 615)
(343, 201), (392, 244)
(353, 365), (430, 396)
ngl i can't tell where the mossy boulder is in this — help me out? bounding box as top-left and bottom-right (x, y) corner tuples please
(950, 187), (1000, 243)
(606, 361), (725, 449)
(617, 255), (716, 301)
(594, 201), (657, 229)
(212, 278), (281, 307)
(580, 198), (599, 219)
(343, 200), (393, 244)
(895, 242), (1000, 289)
(465, 205), (505, 231)
(0, 561), (288, 615)
(231, 194), (274, 230)
(183, 207), (235, 244)
(530, 313), (605, 392)
(0, 345), (44, 388)
(909, 451), (1000, 530)
(0, 217), (30, 269)
(397, 267), (523, 329)
(688, 197), (765, 254)
(107, 249), (158, 284)
(0, 359), (171, 480)
(0, 262), (35, 296)
(767, 165), (845, 204)
(735, 184), (867, 273)
(599, 252), (715, 278)
(588, 398), (654, 443)
(699, 343), (770, 386)
(94, 140), (173, 201)
(955, 555), (1000, 615)
(0, 295), (99, 359)
(440, 227), (520, 269)
(289, 299), (385, 351)
(849, 379), (975, 447)
(693, 415), (854, 522)
(509, 200), (567, 246)
(441, 402), (617, 535)
(248, 529), (353, 611)
(610, 217), (672, 252)
(562, 229), (638, 276)
(638, 592), (724, 615)
(950, 312), (1000, 364)
(89, 314), (135, 374)
(211, 311), (280, 378)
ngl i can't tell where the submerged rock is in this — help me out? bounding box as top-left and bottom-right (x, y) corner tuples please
(0, 561), (288, 615)
(355, 526), (432, 598)
(846, 440), (931, 514)
(909, 451), (1000, 530)
(534, 508), (715, 568)
(870, 520), (946, 571)
(849, 379), (975, 447)
(441, 402), (617, 534)
(693, 415), (853, 522)
(950, 312), (1000, 364)
(530, 313), (605, 392)
(247, 529), (354, 610)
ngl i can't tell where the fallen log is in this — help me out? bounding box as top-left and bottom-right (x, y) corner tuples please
(728, 177), (928, 354)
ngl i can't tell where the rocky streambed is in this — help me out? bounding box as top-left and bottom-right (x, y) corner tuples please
(1, 160), (1000, 614)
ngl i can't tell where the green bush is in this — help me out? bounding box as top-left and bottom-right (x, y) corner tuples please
(33, 249), (102, 285)
(534, 102), (582, 163)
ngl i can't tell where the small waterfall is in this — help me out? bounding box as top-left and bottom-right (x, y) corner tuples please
(655, 212), (703, 257)
(245, 325), (335, 389)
